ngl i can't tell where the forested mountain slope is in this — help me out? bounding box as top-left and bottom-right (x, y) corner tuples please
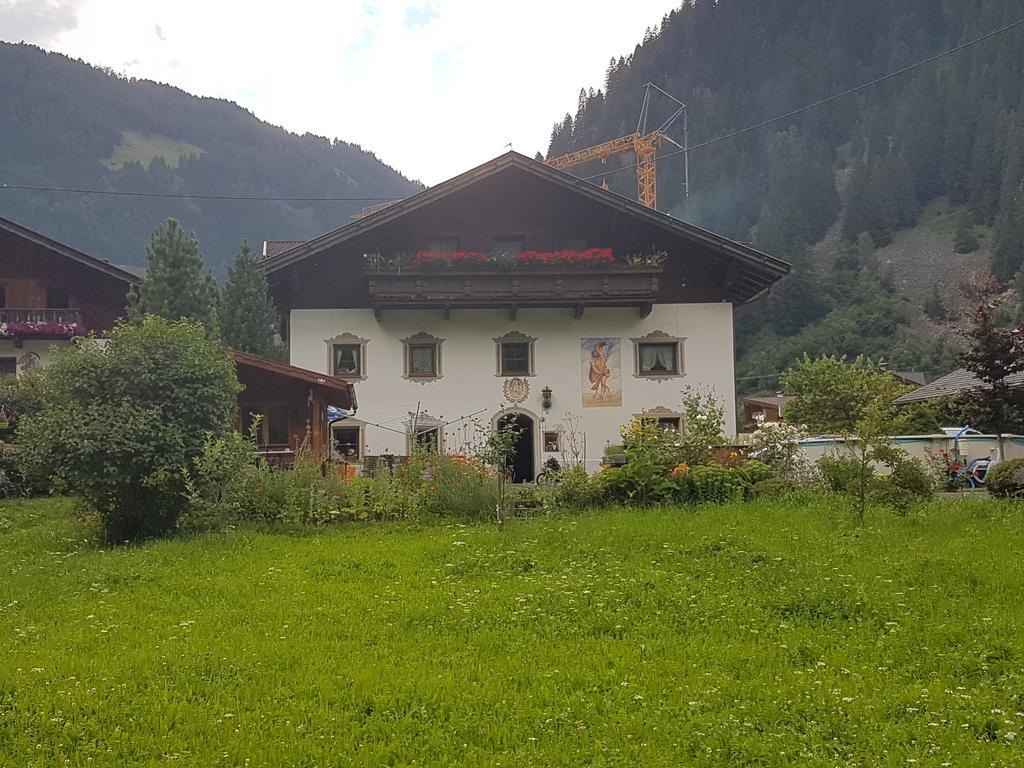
(548, 0), (1024, 387)
(0, 43), (421, 273)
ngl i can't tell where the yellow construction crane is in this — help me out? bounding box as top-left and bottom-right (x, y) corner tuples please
(544, 83), (689, 212)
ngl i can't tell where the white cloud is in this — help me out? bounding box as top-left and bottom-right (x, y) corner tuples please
(3, 0), (676, 184)
(0, 0), (88, 44)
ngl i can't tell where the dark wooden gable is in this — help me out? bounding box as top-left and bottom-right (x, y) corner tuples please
(265, 152), (789, 313)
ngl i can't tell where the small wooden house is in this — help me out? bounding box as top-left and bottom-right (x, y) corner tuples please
(233, 351), (357, 467)
(0, 215), (141, 378)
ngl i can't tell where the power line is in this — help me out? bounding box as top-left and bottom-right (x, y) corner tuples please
(582, 15), (1024, 183)
(0, 184), (404, 202)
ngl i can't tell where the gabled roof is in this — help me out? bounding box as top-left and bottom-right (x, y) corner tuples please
(232, 350), (357, 411)
(893, 368), (1024, 405)
(0, 215), (142, 285)
(262, 240), (306, 259)
(262, 151), (790, 301)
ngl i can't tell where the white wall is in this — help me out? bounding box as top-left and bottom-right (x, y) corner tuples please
(290, 304), (736, 473)
(0, 340), (70, 377)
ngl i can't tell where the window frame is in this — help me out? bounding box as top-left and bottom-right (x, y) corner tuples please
(325, 333), (369, 380)
(631, 331), (686, 380)
(332, 422), (364, 461)
(407, 413), (444, 454)
(542, 430), (561, 453)
(634, 408), (683, 434)
(494, 331), (536, 377)
(401, 332), (444, 381)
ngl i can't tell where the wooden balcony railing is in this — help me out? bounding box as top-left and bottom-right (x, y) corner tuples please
(0, 308), (82, 324)
(0, 308), (84, 338)
(366, 267), (661, 317)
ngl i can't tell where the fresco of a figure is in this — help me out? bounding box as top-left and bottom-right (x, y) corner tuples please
(581, 338), (622, 407)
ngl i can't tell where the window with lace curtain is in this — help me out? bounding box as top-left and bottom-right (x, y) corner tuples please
(632, 332), (684, 378)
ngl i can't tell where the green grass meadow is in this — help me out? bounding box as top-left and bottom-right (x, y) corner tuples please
(2, 496), (1023, 766)
(102, 130), (205, 170)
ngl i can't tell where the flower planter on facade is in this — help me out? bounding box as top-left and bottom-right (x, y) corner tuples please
(0, 309), (83, 339)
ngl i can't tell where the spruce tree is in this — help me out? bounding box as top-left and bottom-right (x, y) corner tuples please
(220, 241), (284, 360)
(954, 213), (980, 254)
(129, 219), (218, 333)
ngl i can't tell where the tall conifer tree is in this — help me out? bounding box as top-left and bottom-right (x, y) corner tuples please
(220, 242), (283, 360)
(129, 219), (218, 333)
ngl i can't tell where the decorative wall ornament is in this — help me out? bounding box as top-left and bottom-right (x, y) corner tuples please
(503, 377), (530, 404)
(581, 338), (622, 407)
(17, 350), (40, 373)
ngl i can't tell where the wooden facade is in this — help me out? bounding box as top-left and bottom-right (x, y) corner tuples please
(0, 216), (139, 342)
(233, 351), (357, 467)
(265, 153), (790, 323)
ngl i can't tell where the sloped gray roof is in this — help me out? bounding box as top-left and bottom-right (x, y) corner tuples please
(894, 368), (1024, 405)
(262, 240), (306, 259)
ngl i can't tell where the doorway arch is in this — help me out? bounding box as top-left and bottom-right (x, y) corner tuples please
(495, 410), (536, 483)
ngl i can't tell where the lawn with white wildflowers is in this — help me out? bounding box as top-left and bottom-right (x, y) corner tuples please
(1, 495), (1022, 766)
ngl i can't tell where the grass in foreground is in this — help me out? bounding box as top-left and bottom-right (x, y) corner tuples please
(1, 496), (1023, 767)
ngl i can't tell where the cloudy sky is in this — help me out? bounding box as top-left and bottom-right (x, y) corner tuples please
(0, 0), (676, 184)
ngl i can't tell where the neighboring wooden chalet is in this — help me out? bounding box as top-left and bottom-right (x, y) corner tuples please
(742, 394), (792, 425)
(262, 151), (790, 478)
(233, 351), (357, 467)
(0, 216), (140, 378)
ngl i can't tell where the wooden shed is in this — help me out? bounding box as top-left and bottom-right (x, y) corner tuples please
(233, 351), (357, 467)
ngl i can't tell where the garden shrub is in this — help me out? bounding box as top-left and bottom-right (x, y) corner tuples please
(747, 419), (817, 483)
(752, 477), (799, 498)
(818, 455), (868, 494)
(819, 450), (934, 513)
(546, 465), (602, 509)
(737, 459), (773, 486)
(987, 458), (1024, 498)
(16, 317), (240, 542)
(596, 454), (675, 506)
(689, 464), (746, 504)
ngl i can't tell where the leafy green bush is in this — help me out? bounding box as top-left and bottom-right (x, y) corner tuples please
(752, 477), (799, 498)
(546, 465), (602, 510)
(819, 455), (868, 494)
(987, 458), (1024, 498)
(16, 317), (240, 542)
(737, 459), (773, 485)
(690, 464), (746, 504)
(820, 450), (934, 513)
(595, 454), (674, 506)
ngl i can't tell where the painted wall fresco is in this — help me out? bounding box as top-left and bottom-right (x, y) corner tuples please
(581, 337), (622, 407)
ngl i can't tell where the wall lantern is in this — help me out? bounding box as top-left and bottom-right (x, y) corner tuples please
(541, 386), (553, 412)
